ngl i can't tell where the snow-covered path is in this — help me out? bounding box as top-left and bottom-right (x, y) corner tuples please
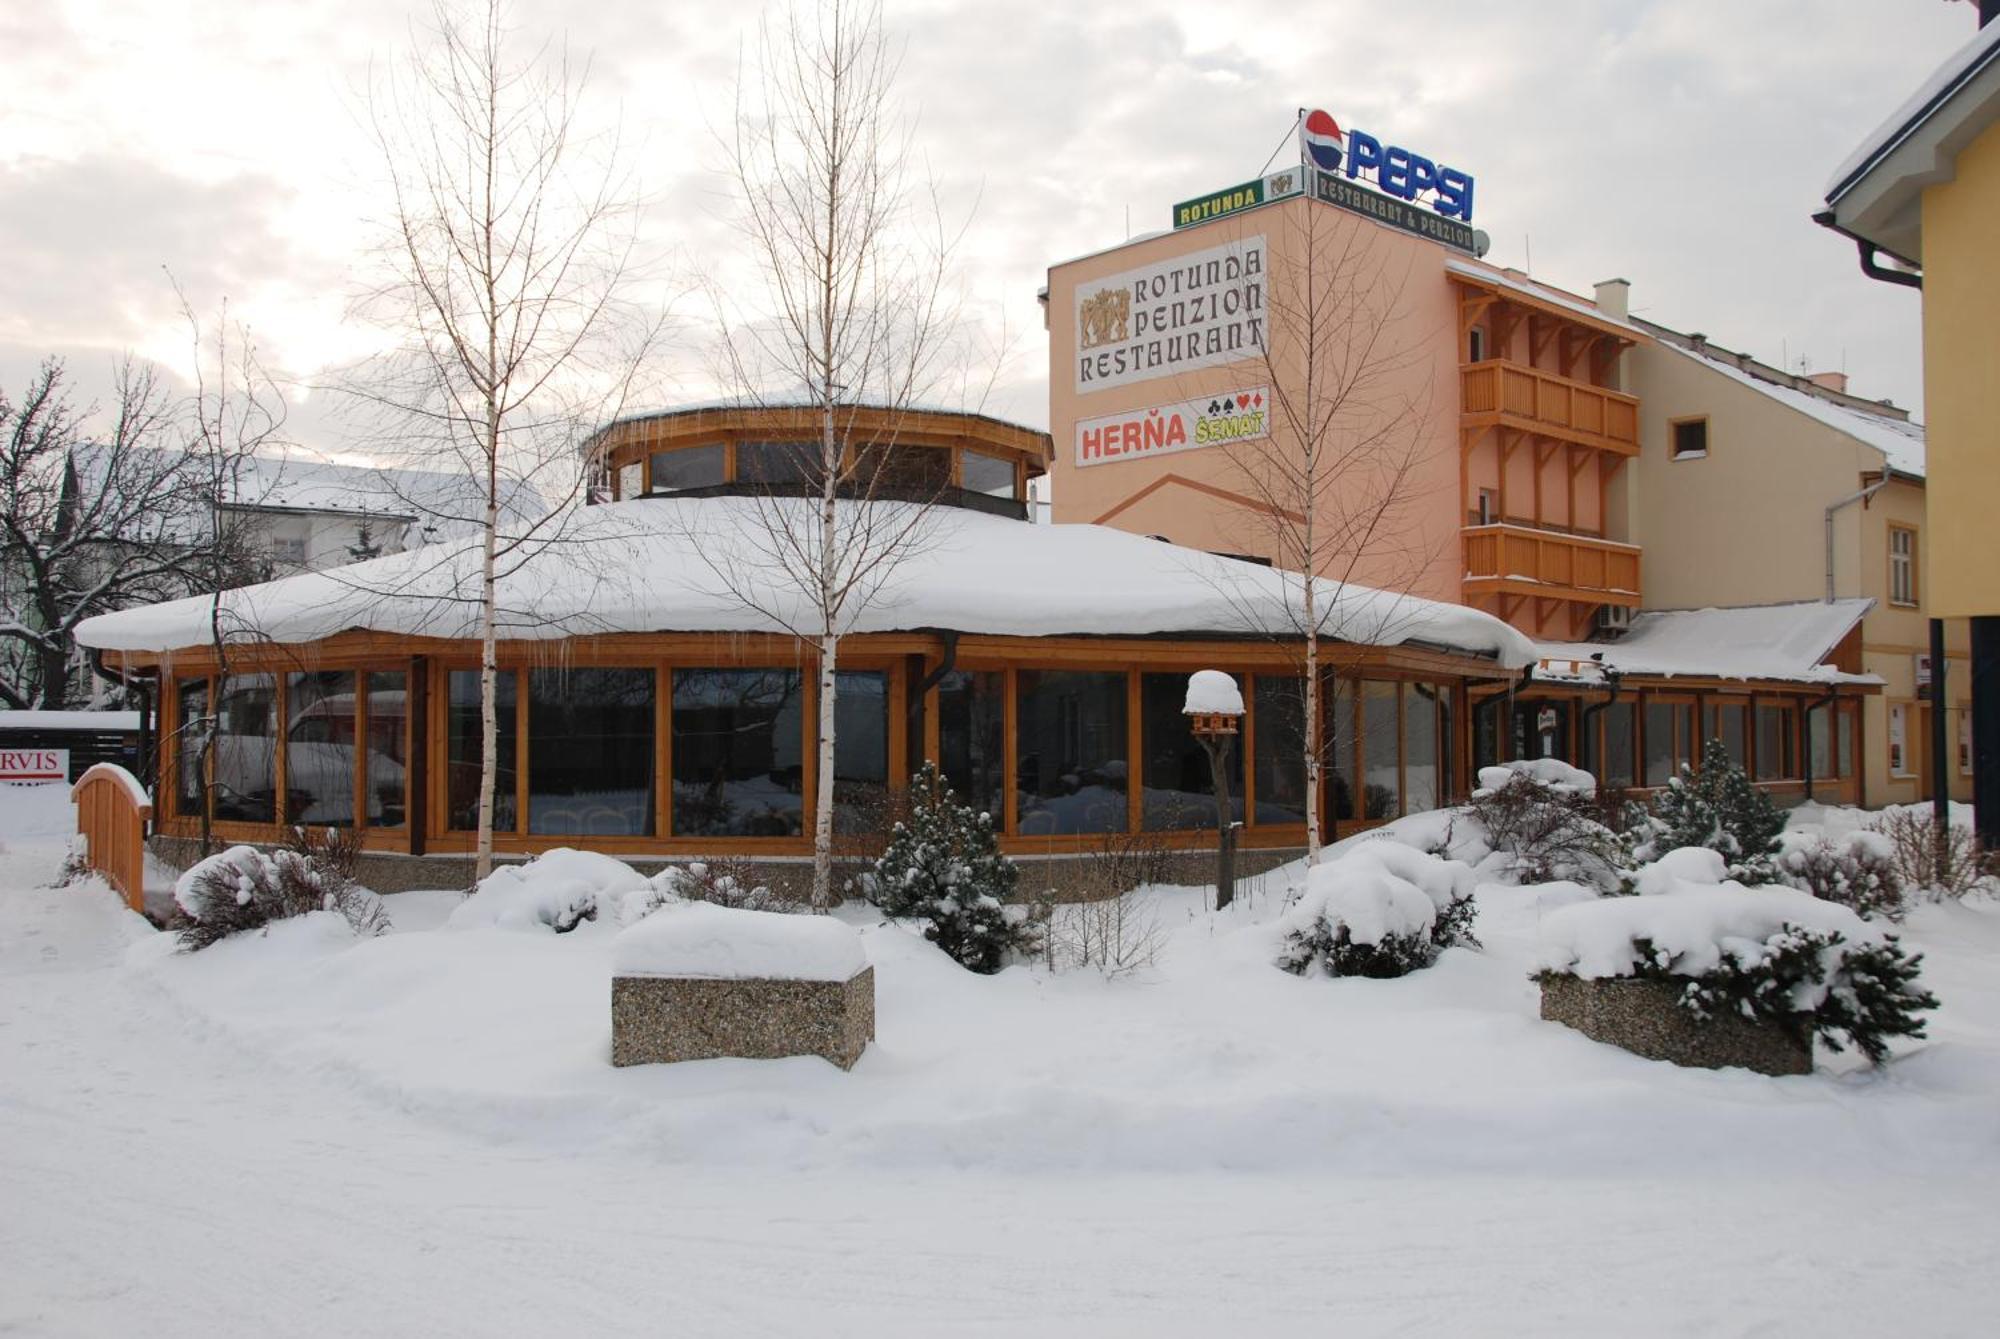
(5, 798), (2000, 1334)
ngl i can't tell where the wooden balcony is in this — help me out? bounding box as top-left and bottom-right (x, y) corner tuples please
(1462, 524), (1642, 625)
(1461, 359), (1639, 455)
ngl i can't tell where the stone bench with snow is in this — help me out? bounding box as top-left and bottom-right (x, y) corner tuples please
(610, 902), (874, 1070)
(1533, 848), (1894, 1076)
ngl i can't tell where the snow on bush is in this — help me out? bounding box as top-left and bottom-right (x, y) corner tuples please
(448, 848), (651, 933)
(1278, 840), (1479, 979)
(173, 844), (389, 951)
(1476, 758), (1596, 798)
(1777, 828), (1907, 921)
(870, 763), (1038, 974)
(1869, 807), (1997, 900)
(1537, 870), (1936, 1064)
(1465, 764), (1619, 889)
(612, 901), (866, 981)
(1620, 741), (1785, 885)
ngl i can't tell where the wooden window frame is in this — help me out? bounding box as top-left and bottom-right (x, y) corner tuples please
(1888, 524), (1918, 608)
(1668, 414), (1709, 461)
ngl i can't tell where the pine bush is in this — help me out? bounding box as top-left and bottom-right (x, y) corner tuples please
(1617, 924), (1937, 1065)
(870, 763), (1039, 973)
(1622, 740), (1786, 884)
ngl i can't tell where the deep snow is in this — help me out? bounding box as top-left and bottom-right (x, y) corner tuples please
(5, 782), (2000, 1334)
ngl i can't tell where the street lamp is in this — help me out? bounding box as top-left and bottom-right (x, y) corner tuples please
(1184, 670), (1244, 909)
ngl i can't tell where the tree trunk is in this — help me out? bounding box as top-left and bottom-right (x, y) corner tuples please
(475, 428), (500, 885)
(1303, 576), (1322, 861)
(813, 633), (839, 908)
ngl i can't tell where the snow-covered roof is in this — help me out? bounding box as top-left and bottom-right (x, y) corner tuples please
(73, 497), (1536, 668)
(1826, 20), (2000, 203)
(70, 445), (549, 533)
(1534, 598), (1877, 687)
(221, 453), (550, 528)
(1443, 259), (1642, 338)
(0, 710), (143, 732)
(1659, 342), (1926, 478)
(1821, 20), (2000, 263)
(597, 399), (1050, 447)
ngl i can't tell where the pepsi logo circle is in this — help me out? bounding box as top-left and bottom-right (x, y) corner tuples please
(1301, 109), (1343, 171)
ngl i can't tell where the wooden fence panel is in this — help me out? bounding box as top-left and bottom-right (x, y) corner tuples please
(71, 763), (152, 914)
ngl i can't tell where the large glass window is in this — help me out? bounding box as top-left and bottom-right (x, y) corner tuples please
(1403, 683), (1442, 815)
(1600, 701), (1636, 789)
(650, 444), (726, 493)
(1711, 702), (1749, 770)
(286, 671), (357, 826)
(1808, 704), (1833, 785)
(1756, 703), (1796, 781)
(832, 670), (889, 835)
(1015, 670), (1127, 835)
(448, 670), (517, 832)
(1139, 672), (1241, 830)
(854, 442), (951, 497)
(1644, 701), (1680, 787)
(671, 669), (804, 837)
(736, 440), (818, 486)
(1360, 680), (1401, 819)
(1252, 675), (1309, 826)
(1837, 706), (1855, 779)
(1326, 677), (1356, 823)
(1515, 699), (1568, 762)
(528, 668), (655, 836)
(212, 674), (278, 823)
(364, 671), (408, 828)
(175, 676), (209, 818)
(961, 450), (1017, 499)
(937, 670), (1005, 824)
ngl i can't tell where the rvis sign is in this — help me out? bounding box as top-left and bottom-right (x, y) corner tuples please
(1074, 237), (1266, 393)
(1075, 389), (1270, 468)
(0, 748), (67, 784)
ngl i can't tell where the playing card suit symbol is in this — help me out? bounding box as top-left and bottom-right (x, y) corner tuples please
(1236, 393), (1250, 409)
(1253, 392), (1264, 407)
(1207, 400), (1222, 414)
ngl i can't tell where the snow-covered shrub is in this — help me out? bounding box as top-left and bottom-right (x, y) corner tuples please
(285, 823), (362, 882)
(660, 860), (799, 913)
(1537, 879), (1936, 1065)
(1621, 740), (1785, 885)
(871, 763), (1039, 973)
(447, 848), (650, 933)
(1870, 807), (1997, 900)
(1777, 829), (1907, 921)
(1466, 765), (1619, 888)
(1278, 840), (1479, 979)
(174, 844), (390, 951)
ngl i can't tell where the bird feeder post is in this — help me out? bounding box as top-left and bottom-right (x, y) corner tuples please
(1185, 671), (1245, 910)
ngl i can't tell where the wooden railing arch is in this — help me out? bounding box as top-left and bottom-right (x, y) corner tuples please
(71, 763), (152, 913)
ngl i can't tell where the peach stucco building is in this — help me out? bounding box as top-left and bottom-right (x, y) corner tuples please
(1042, 167), (1908, 811)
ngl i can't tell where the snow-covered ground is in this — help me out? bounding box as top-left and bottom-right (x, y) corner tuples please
(5, 783), (2000, 1334)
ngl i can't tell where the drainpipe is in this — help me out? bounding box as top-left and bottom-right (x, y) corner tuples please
(1810, 211), (1924, 290)
(1825, 480), (1888, 602)
(1579, 665), (1623, 778)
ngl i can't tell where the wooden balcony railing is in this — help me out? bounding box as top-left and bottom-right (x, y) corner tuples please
(1461, 359), (1639, 454)
(1462, 524), (1641, 606)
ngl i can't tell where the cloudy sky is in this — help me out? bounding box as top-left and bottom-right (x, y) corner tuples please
(1, 0), (1976, 453)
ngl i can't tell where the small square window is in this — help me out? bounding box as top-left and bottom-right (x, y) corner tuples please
(270, 536), (307, 567)
(1671, 418), (1708, 459)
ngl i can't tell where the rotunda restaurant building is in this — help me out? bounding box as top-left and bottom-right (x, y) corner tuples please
(77, 403), (1534, 882)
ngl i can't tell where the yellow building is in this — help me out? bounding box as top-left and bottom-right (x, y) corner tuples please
(1819, 13), (2000, 842)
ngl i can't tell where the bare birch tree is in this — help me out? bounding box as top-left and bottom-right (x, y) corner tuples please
(1220, 204), (1442, 859)
(693, 0), (975, 906)
(349, 0), (657, 880)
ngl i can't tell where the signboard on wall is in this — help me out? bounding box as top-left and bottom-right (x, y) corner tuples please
(1074, 236), (1266, 393)
(1171, 170), (1304, 230)
(1312, 170), (1479, 254)
(1075, 389), (1271, 468)
(0, 748), (67, 784)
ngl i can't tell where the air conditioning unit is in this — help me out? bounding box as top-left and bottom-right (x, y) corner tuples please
(1594, 604), (1633, 637)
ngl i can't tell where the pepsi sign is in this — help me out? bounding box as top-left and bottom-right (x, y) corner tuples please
(1299, 108), (1475, 223)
